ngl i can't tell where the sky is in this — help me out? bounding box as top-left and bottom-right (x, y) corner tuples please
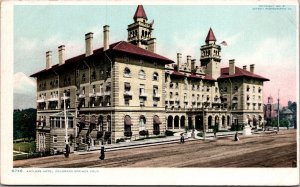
(13, 4), (298, 109)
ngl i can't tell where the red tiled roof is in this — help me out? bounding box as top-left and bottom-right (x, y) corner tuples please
(218, 66), (269, 81)
(111, 41), (173, 63)
(30, 41), (173, 77)
(203, 74), (216, 81)
(133, 5), (148, 20)
(166, 70), (186, 77)
(189, 74), (202, 79)
(205, 28), (216, 42)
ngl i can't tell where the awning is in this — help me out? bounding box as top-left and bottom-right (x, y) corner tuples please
(37, 99), (45, 103)
(153, 116), (162, 125)
(124, 115), (132, 125)
(125, 82), (131, 89)
(90, 116), (96, 124)
(49, 111), (74, 117)
(80, 115), (86, 123)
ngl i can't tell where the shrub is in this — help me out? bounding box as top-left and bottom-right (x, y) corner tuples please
(230, 124), (244, 131)
(165, 130), (175, 136)
(116, 138), (125, 143)
(153, 130), (160, 135)
(197, 132), (203, 137)
(139, 130), (149, 136)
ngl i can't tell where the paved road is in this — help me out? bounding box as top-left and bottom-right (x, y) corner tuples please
(14, 130), (297, 168)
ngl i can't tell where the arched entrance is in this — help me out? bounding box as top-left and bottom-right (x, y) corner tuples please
(167, 116), (173, 129)
(195, 115), (203, 130)
(180, 116), (185, 129)
(222, 116), (225, 128)
(174, 116), (179, 129)
(208, 116), (212, 129)
(214, 116), (219, 131)
(227, 116), (230, 126)
(188, 117), (193, 129)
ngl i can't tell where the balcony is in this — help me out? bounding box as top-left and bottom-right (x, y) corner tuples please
(78, 94), (85, 99)
(89, 93), (96, 97)
(139, 92), (147, 98)
(96, 92), (103, 97)
(37, 99), (45, 103)
(48, 97), (59, 102)
(124, 91), (133, 97)
(153, 94), (161, 99)
(104, 91), (111, 96)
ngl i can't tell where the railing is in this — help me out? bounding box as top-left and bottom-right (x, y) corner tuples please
(124, 91), (133, 96)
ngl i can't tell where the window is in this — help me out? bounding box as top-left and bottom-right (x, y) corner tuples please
(53, 135), (57, 143)
(91, 71), (96, 80)
(234, 86), (238, 91)
(124, 67), (131, 77)
(139, 70), (146, 79)
(139, 84), (145, 96)
(153, 86), (158, 97)
(153, 72), (158, 81)
(124, 82), (132, 97)
(82, 73), (86, 82)
(170, 82), (174, 89)
(139, 115), (146, 131)
(140, 98), (145, 106)
(215, 87), (218, 92)
(125, 98), (130, 106)
(175, 82), (179, 89)
(253, 86), (255, 92)
(258, 87), (262, 93)
(170, 92), (173, 99)
(82, 87), (85, 95)
(153, 99), (158, 107)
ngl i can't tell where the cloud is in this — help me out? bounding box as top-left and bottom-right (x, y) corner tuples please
(14, 72), (36, 95)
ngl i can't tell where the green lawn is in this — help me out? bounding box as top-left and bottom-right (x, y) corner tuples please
(13, 142), (36, 153)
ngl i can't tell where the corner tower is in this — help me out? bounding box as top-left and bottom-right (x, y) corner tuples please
(127, 5), (156, 52)
(200, 28), (221, 79)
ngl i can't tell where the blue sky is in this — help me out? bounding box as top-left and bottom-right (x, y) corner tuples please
(13, 4), (297, 108)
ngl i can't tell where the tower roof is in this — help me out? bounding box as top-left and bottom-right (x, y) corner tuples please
(133, 5), (148, 20)
(205, 28), (217, 42)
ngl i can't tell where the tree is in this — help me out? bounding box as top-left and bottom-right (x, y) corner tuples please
(13, 108), (36, 140)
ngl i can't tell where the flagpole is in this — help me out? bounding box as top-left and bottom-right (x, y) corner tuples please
(63, 93), (69, 157)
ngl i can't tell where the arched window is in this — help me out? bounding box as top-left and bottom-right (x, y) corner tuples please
(139, 115), (146, 131)
(153, 115), (161, 135)
(174, 116), (179, 129)
(138, 70), (146, 79)
(153, 72), (158, 81)
(98, 115), (104, 131)
(124, 115), (132, 137)
(167, 116), (173, 129)
(124, 67), (131, 77)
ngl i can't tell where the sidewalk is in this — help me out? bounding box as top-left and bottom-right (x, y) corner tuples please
(74, 135), (188, 154)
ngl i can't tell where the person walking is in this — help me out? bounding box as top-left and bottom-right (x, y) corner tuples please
(99, 146), (105, 160)
(234, 132), (239, 141)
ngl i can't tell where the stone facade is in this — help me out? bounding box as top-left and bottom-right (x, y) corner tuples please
(31, 5), (269, 153)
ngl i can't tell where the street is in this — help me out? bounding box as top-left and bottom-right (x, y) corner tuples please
(14, 129), (297, 168)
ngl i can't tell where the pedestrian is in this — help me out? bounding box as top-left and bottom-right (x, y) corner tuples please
(234, 132), (239, 141)
(99, 146), (105, 160)
(64, 144), (70, 158)
(181, 134), (185, 143)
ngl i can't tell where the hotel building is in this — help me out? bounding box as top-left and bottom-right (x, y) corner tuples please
(30, 5), (269, 153)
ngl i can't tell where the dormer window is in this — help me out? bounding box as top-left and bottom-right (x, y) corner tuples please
(153, 72), (158, 81)
(124, 67), (131, 77)
(138, 70), (146, 79)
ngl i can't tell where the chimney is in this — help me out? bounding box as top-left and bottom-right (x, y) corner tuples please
(103, 25), (110, 51)
(187, 55), (191, 67)
(85, 32), (94, 56)
(191, 59), (196, 70)
(229, 59), (235, 75)
(177, 53), (182, 68)
(46, 51), (52, 69)
(58, 45), (65, 65)
(250, 64), (255, 73)
(243, 65), (247, 70)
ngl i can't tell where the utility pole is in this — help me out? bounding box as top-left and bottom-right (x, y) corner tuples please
(277, 89), (280, 132)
